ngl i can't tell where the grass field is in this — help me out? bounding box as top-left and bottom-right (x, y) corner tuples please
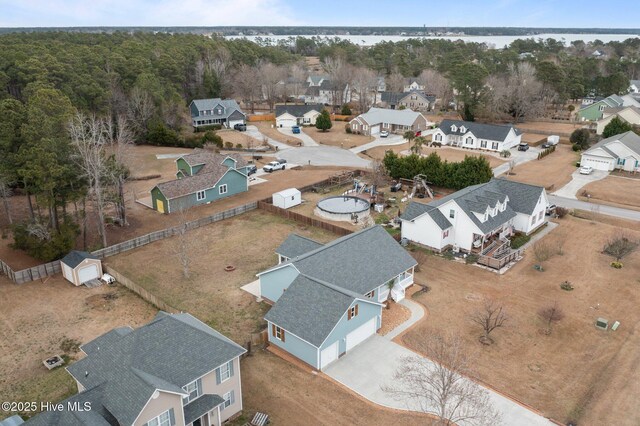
(302, 122), (373, 148)
(506, 144), (579, 190)
(580, 176), (640, 211)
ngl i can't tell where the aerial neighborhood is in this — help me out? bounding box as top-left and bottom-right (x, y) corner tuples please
(1, 8), (640, 426)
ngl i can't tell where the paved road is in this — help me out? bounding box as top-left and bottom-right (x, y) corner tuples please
(552, 169), (608, 199)
(277, 127), (319, 146)
(548, 195), (640, 221)
(325, 336), (555, 426)
(276, 146), (370, 168)
(350, 134), (406, 154)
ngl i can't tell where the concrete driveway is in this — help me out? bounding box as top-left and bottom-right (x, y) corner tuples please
(245, 125), (291, 151)
(324, 336), (554, 425)
(277, 127), (319, 146)
(552, 169), (608, 199)
(276, 146), (371, 168)
(350, 134), (406, 154)
(493, 146), (542, 176)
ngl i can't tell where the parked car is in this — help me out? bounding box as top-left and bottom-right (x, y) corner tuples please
(545, 204), (557, 216)
(292, 126), (301, 134)
(518, 143), (530, 151)
(579, 165), (593, 175)
(541, 143), (551, 149)
(246, 164), (257, 176)
(263, 160), (286, 173)
(234, 123), (247, 131)
(380, 130), (389, 138)
(276, 158), (287, 164)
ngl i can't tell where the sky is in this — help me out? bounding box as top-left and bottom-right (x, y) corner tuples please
(0, 0), (638, 28)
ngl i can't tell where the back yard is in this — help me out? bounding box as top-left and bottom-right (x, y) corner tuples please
(402, 215), (640, 425)
(0, 275), (157, 418)
(580, 176), (640, 211)
(506, 144), (579, 190)
(302, 122), (373, 148)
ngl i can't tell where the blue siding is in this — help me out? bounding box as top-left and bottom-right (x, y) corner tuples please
(222, 157), (236, 168)
(320, 300), (382, 355)
(167, 169), (247, 212)
(190, 102), (200, 117)
(176, 158), (192, 176)
(267, 321), (319, 368)
(260, 265), (299, 302)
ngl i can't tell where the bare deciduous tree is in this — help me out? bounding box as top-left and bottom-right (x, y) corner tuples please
(323, 56), (352, 109)
(233, 64), (261, 114)
(486, 62), (548, 122)
(603, 232), (638, 261)
(69, 113), (109, 247)
(419, 69), (452, 109)
(386, 71), (405, 92)
(105, 114), (134, 226)
(533, 240), (553, 265)
(170, 203), (195, 279)
(127, 87), (156, 138)
(538, 302), (565, 335)
(259, 61), (287, 112)
(470, 299), (508, 344)
(383, 333), (501, 425)
(351, 67), (378, 113)
(287, 63), (308, 103)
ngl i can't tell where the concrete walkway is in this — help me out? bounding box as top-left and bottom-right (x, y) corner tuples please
(240, 279), (261, 300)
(384, 298), (425, 340)
(324, 336), (554, 425)
(277, 127), (319, 146)
(552, 169), (608, 199)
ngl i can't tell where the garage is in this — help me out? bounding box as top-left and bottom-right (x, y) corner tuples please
(346, 317), (377, 352)
(276, 112), (297, 128)
(61, 250), (103, 287)
(580, 155), (614, 171)
(320, 341), (339, 370)
(228, 119), (245, 129)
(370, 125), (380, 135)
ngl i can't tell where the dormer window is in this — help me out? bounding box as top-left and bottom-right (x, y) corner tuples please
(460, 126), (466, 133)
(451, 125), (457, 132)
(216, 107), (223, 115)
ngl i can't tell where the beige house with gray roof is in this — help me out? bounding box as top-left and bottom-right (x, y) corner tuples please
(349, 107), (429, 136)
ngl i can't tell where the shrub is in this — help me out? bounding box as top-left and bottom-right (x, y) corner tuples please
(603, 233), (638, 261)
(465, 254), (479, 264)
(341, 104), (352, 115)
(431, 141), (442, 148)
(555, 207), (569, 218)
(235, 143), (243, 149)
(202, 130), (223, 148)
(194, 124), (222, 132)
(12, 219), (80, 262)
(572, 143), (581, 152)
(570, 128), (591, 150)
(560, 281), (574, 291)
(500, 149), (511, 158)
(147, 121), (184, 147)
(510, 233), (531, 249)
(442, 250), (455, 260)
(610, 261), (623, 269)
(224, 141), (233, 149)
(345, 124), (352, 134)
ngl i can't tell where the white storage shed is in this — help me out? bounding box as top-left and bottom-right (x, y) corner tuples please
(547, 135), (560, 145)
(273, 188), (301, 209)
(61, 250), (103, 286)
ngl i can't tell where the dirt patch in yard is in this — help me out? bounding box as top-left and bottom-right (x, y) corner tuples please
(106, 210), (337, 344)
(253, 121), (302, 146)
(360, 145), (407, 161)
(506, 144), (579, 190)
(579, 176), (640, 211)
(402, 216), (640, 425)
(303, 123), (373, 148)
(0, 275), (157, 417)
(217, 129), (266, 149)
(514, 121), (583, 134)
(238, 350), (434, 426)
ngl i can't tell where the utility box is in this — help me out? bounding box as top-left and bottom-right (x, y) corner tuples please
(273, 188), (301, 209)
(595, 318), (609, 330)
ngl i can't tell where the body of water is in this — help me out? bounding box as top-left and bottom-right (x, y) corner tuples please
(225, 33), (639, 49)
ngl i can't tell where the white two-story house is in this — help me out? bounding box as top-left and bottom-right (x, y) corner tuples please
(432, 119), (522, 151)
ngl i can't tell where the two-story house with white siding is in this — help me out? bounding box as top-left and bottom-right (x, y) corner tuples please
(189, 98), (246, 129)
(432, 119), (522, 151)
(401, 178), (548, 257)
(25, 313), (246, 426)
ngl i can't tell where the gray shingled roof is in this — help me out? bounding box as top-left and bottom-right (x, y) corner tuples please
(80, 327), (132, 355)
(401, 178), (543, 234)
(155, 150), (247, 200)
(275, 104), (324, 118)
(585, 131), (640, 158)
(190, 98), (245, 119)
(265, 275), (374, 347)
(401, 203), (452, 230)
(61, 250), (98, 268)
(438, 119), (521, 140)
(272, 226), (417, 295)
(275, 234), (323, 259)
(64, 312), (245, 426)
(355, 107), (424, 127)
(24, 384), (113, 426)
(184, 394), (224, 424)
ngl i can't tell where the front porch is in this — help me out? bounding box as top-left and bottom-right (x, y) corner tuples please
(389, 268), (415, 303)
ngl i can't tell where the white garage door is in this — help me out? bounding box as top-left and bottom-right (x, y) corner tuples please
(581, 156), (613, 171)
(370, 125), (380, 135)
(228, 119), (244, 128)
(276, 118), (297, 128)
(78, 265), (99, 284)
(320, 341), (339, 370)
(346, 317), (377, 352)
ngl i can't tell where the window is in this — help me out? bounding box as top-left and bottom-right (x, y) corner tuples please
(196, 190), (206, 201)
(466, 137), (473, 145)
(147, 409), (172, 426)
(348, 304), (359, 320)
(450, 125), (457, 132)
(531, 216), (536, 225)
(538, 211), (544, 221)
(460, 126), (466, 133)
(481, 140), (487, 148)
(449, 209), (455, 219)
(599, 105), (605, 111)
(492, 142), (499, 150)
(442, 229), (449, 238)
(435, 133), (442, 142)
(219, 361), (232, 382)
(221, 391), (235, 410)
(365, 290), (375, 298)
(617, 158), (626, 166)
(273, 325), (285, 342)
(219, 184), (228, 195)
(182, 379), (202, 405)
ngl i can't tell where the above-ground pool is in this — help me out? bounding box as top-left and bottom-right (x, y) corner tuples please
(315, 195), (371, 222)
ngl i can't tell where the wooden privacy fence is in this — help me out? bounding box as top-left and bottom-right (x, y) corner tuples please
(103, 266), (180, 314)
(247, 114), (275, 122)
(2, 202), (258, 284)
(258, 201), (353, 237)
